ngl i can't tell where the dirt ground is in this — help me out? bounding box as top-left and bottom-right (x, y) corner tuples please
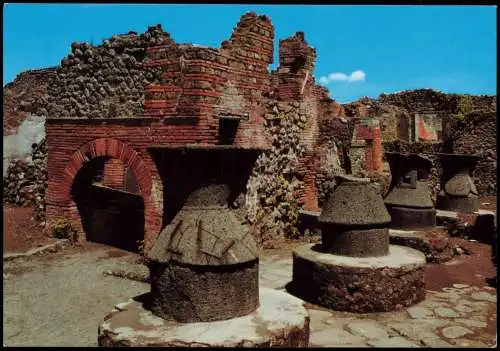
(478, 195), (497, 212)
(3, 206), (57, 253)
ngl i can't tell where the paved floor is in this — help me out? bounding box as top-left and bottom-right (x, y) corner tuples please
(3, 243), (497, 347)
(260, 250), (497, 348)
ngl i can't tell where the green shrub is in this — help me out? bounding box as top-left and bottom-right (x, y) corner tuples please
(51, 218), (77, 241)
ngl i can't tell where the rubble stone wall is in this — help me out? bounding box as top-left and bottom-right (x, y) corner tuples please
(3, 139), (47, 221)
(446, 111), (497, 195)
(344, 89), (496, 196)
(3, 68), (56, 136)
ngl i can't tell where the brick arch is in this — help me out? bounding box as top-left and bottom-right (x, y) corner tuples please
(61, 138), (160, 247)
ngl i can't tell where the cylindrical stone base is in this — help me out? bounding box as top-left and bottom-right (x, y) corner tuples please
(436, 194), (479, 213)
(98, 288), (310, 347)
(291, 244), (426, 313)
(387, 206), (436, 229)
(149, 259), (258, 322)
(321, 225), (389, 257)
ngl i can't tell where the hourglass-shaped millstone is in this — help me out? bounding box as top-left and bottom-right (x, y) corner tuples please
(147, 183), (260, 323)
(436, 153), (481, 213)
(318, 175), (391, 257)
(383, 152), (436, 229)
(291, 174), (426, 313)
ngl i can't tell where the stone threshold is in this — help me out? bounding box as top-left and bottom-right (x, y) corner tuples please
(3, 239), (70, 262)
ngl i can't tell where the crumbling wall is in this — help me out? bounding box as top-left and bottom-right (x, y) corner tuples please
(414, 113), (442, 142)
(3, 139), (47, 221)
(3, 67), (56, 136)
(246, 101), (307, 247)
(44, 26), (167, 119)
(446, 111), (497, 195)
(382, 140), (444, 204)
(244, 31), (347, 246)
(345, 89), (496, 196)
(44, 12), (276, 249)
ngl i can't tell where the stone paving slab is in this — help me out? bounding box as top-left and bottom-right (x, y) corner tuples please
(260, 250), (497, 348)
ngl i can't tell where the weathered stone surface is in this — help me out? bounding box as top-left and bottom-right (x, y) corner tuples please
(346, 321), (389, 340)
(3, 139), (47, 221)
(452, 283), (469, 289)
(98, 288), (310, 347)
(310, 329), (364, 346)
(291, 244), (426, 312)
(389, 228), (454, 263)
(454, 318), (487, 328)
(434, 307), (459, 318)
(321, 226), (390, 258)
(367, 336), (421, 347)
(470, 291), (496, 302)
(407, 306), (434, 319)
(147, 184), (260, 323)
(419, 336), (454, 348)
(149, 260), (259, 323)
(441, 326), (473, 339)
(318, 176), (391, 226)
(437, 153), (480, 213)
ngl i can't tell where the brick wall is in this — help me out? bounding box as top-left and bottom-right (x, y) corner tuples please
(45, 12), (353, 248)
(351, 118), (383, 174)
(102, 158), (126, 189)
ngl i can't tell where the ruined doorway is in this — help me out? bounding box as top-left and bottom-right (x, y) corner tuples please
(70, 156), (145, 252)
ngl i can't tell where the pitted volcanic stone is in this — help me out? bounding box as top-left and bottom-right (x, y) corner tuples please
(386, 207), (436, 229)
(183, 183), (231, 207)
(318, 176), (391, 257)
(320, 225), (389, 257)
(384, 152), (435, 229)
(291, 244), (426, 313)
(436, 153), (481, 213)
(384, 181), (435, 209)
(148, 184), (259, 266)
(149, 260), (258, 323)
(384, 152), (434, 208)
(318, 176), (391, 226)
(147, 183), (260, 323)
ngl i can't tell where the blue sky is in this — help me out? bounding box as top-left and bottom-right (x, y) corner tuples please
(3, 4), (497, 103)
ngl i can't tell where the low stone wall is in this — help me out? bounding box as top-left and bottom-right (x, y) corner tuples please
(3, 139), (47, 221)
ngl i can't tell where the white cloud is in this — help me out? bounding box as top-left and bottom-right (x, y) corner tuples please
(319, 70), (366, 85)
(319, 76), (330, 85)
(349, 70), (366, 82)
(328, 72), (349, 81)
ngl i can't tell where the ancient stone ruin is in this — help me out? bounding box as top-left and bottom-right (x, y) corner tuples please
(291, 175), (426, 313)
(436, 153), (481, 213)
(147, 183), (259, 322)
(382, 152), (457, 263)
(98, 183), (310, 347)
(384, 152), (436, 229)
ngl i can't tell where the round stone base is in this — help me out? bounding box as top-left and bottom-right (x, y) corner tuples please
(291, 244), (426, 313)
(98, 288), (310, 347)
(389, 228), (454, 263)
(387, 206), (436, 229)
(436, 194), (479, 213)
